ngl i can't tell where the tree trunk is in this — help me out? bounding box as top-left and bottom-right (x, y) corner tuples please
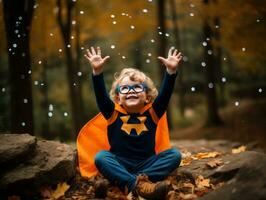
(157, 0), (173, 129)
(202, 0), (223, 126)
(170, 0), (186, 117)
(3, 0), (35, 134)
(56, 0), (83, 138)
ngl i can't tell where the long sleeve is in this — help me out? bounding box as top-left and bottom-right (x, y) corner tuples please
(152, 71), (178, 119)
(92, 73), (115, 119)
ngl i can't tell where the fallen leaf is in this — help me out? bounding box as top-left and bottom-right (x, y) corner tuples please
(51, 182), (70, 199)
(206, 159), (223, 168)
(180, 157), (193, 166)
(192, 152), (221, 160)
(232, 145), (246, 154)
(195, 175), (210, 189)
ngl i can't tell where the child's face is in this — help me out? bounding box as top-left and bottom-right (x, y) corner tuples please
(117, 76), (149, 113)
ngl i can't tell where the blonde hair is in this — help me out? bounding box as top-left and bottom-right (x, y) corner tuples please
(109, 68), (158, 103)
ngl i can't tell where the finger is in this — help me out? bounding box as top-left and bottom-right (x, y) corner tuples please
(86, 49), (92, 57)
(168, 47), (174, 57)
(176, 52), (182, 59)
(102, 55), (110, 63)
(158, 56), (167, 64)
(84, 54), (91, 61)
(91, 46), (96, 55)
(173, 49), (178, 56)
(97, 46), (101, 56)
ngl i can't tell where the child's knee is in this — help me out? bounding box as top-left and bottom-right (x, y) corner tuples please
(168, 148), (182, 165)
(94, 150), (110, 166)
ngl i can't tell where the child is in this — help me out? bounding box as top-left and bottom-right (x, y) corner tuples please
(84, 46), (183, 199)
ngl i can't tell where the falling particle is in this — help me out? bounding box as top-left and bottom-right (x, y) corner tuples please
(28, 70), (31, 74)
(18, 16), (23, 20)
(142, 9), (148, 13)
(23, 99), (28, 103)
(81, 47), (84, 50)
(22, 53), (26, 57)
(72, 0), (76, 2)
(158, 31), (162, 35)
(38, 61), (42, 64)
(15, 30), (19, 34)
(190, 3), (195, 7)
(50, 33), (53, 36)
(201, 62), (206, 67)
(258, 88), (262, 93)
(206, 37), (210, 41)
(121, 13), (126, 16)
(112, 21), (117, 24)
(202, 41), (207, 46)
(80, 10), (84, 15)
(17, 34), (21, 38)
(221, 77), (226, 82)
(71, 36), (75, 39)
(191, 87), (196, 92)
(146, 59), (150, 63)
(73, 83), (77, 86)
(110, 14), (115, 18)
(72, 20), (76, 25)
(235, 101), (239, 106)
(148, 53), (152, 57)
(130, 25), (135, 29)
(48, 112), (53, 117)
(183, 56), (188, 62)
(165, 33), (170, 37)
(148, 0), (153, 2)
(151, 39), (155, 43)
(64, 112), (68, 117)
(49, 104), (53, 111)
(34, 4), (38, 9)
(190, 13), (194, 17)
(215, 25), (219, 29)
(2, 88), (6, 92)
(21, 122), (26, 127)
(242, 47), (246, 52)
(208, 82), (214, 89)
(208, 50), (212, 55)
(111, 45), (116, 49)
(77, 71), (82, 76)
(122, 56), (126, 59)
(59, 49), (62, 52)
(40, 83), (44, 86)
(256, 19), (260, 22)
(34, 81), (39, 85)
(13, 43), (17, 48)
(67, 44), (71, 48)
(9, 48), (12, 52)
(223, 57), (227, 61)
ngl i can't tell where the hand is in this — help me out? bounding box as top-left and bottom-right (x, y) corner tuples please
(84, 46), (110, 75)
(158, 47), (183, 74)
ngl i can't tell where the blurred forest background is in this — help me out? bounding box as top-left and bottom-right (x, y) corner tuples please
(0, 0), (265, 149)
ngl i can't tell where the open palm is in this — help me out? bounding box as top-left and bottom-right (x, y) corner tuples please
(158, 47), (183, 74)
(84, 47), (110, 74)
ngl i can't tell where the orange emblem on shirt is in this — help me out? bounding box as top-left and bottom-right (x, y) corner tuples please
(120, 115), (148, 135)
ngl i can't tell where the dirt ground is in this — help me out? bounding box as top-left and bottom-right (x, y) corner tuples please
(171, 98), (266, 151)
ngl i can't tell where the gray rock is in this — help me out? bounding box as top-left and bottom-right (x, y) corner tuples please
(0, 134), (36, 171)
(0, 139), (76, 196)
(199, 151), (266, 200)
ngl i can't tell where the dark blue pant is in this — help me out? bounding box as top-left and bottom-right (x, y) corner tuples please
(94, 148), (181, 192)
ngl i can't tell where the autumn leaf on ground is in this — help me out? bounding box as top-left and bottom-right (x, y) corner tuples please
(192, 152), (221, 160)
(180, 157), (193, 167)
(206, 159), (223, 168)
(195, 175), (210, 189)
(232, 145), (246, 154)
(51, 182), (70, 199)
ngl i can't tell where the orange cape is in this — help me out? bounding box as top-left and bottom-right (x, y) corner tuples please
(77, 104), (171, 178)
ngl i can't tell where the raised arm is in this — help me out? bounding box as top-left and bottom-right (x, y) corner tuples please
(84, 47), (114, 119)
(152, 47), (183, 119)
